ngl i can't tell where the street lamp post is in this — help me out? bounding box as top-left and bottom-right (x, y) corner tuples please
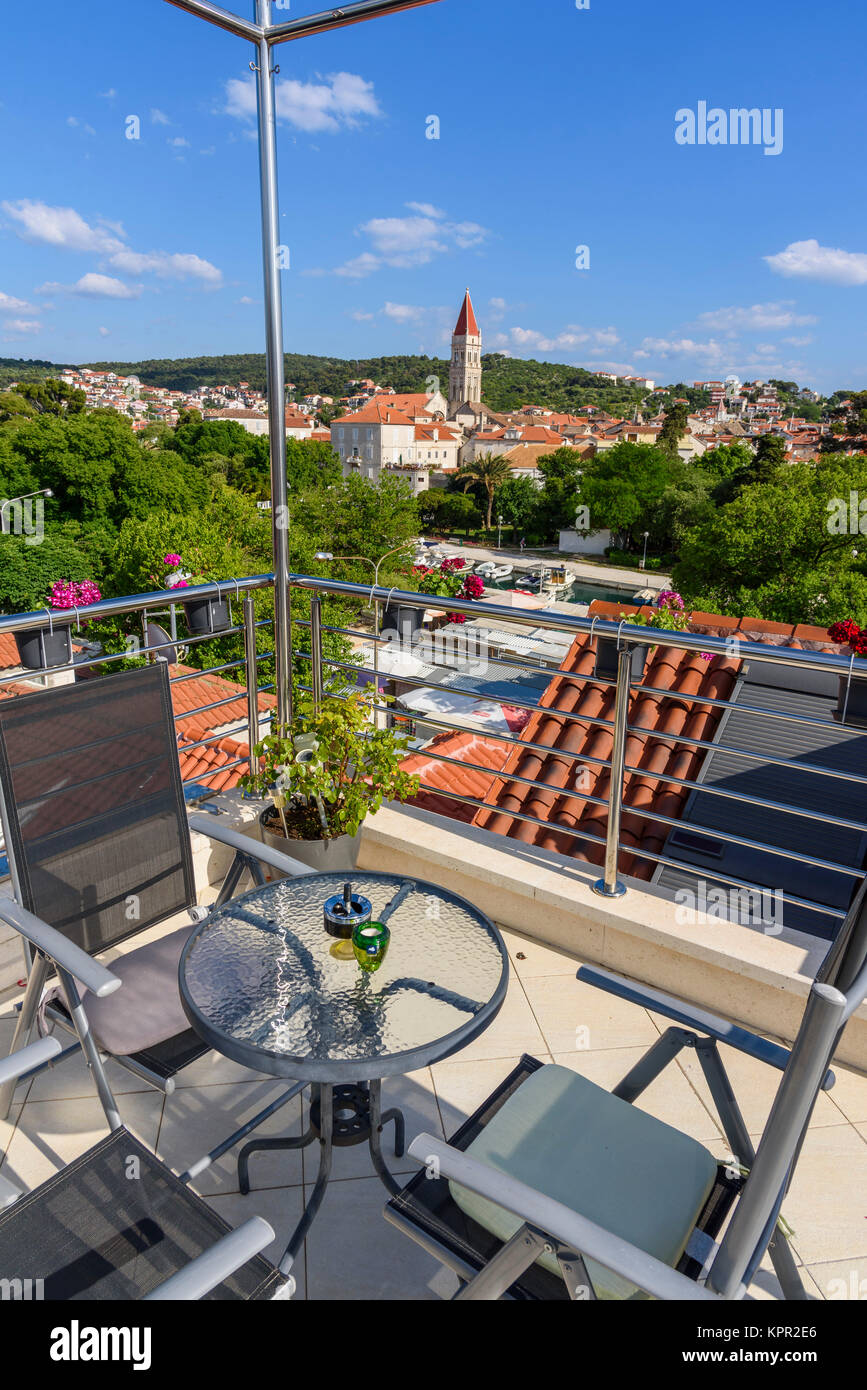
(640, 531), (650, 571)
(497, 513), (504, 551)
(314, 545), (411, 694)
(0, 489), (53, 535)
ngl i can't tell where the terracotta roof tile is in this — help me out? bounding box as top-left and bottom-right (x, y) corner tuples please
(401, 729), (510, 822)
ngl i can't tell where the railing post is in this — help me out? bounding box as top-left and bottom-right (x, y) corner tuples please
(592, 642), (634, 900)
(310, 596), (324, 711)
(243, 595), (260, 769)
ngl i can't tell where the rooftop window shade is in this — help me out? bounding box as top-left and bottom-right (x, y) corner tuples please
(0, 664), (196, 956)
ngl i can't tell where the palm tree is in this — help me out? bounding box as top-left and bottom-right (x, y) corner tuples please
(456, 453), (512, 532)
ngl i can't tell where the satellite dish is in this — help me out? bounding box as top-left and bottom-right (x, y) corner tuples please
(146, 622), (180, 666)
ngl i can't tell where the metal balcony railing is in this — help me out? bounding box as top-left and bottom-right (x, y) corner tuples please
(1, 572), (866, 934)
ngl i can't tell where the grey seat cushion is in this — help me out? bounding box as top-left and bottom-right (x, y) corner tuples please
(449, 1063), (719, 1299)
(83, 923), (198, 1055)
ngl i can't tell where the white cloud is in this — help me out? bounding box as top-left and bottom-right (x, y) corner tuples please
(238, 295), (255, 305)
(784, 334), (813, 346)
(99, 89), (117, 100)
(765, 238), (867, 286)
(382, 302), (425, 322)
(39, 273), (142, 300)
(98, 326), (111, 336)
(635, 336), (728, 363)
(107, 249), (222, 286)
(0, 290), (36, 313)
(3, 319), (41, 336)
(331, 209), (489, 277)
(151, 108), (171, 126)
(225, 70), (381, 134)
(505, 324), (619, 354)
(2, 199), (223, 289)
(405, 202), (445, 219)
(169, 137), (190, 148)
(2, 200), (123, 254)
(696, 301), (816, 331)
(350, 310), (374, 321)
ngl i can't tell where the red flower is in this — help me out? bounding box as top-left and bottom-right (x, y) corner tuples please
(851, 630), (867, 657)
(828, 620), (861, 645)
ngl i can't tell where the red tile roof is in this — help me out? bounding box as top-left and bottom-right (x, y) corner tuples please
(171, 664), (276, 791)
(454, 288), (480, 338)
(401, 602), (847, 881)
(402, 729), (510, 822)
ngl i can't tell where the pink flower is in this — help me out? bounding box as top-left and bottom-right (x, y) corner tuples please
(164, 553), (182, 567)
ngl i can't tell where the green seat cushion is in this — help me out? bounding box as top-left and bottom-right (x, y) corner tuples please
(449, 1064), (718, 1299)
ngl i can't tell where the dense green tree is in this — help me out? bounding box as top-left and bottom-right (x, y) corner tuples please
(657, 402), (690, 456)
(493, 475), (540, 537)
(673, 455), (867, 625)
(573, 443), (680, 549)
(532, 446), (585, 539)
(0, 530), (97, 613)
(416, 489), (481, 535)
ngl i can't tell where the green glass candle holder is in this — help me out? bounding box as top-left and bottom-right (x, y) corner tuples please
(352, 919), (391, 974)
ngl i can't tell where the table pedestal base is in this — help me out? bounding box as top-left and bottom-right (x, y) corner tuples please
(237, 1078), (406, 1274)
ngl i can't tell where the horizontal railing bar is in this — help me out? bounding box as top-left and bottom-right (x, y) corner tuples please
(0, 575), (275, 636)
(288, 575), (866, 678)
(408, 745), (609, 814)
(405, 781), (846, 921)
(164, 0), (263, 43)
(634, 679), (858, 736)
(620, 760), (867, 837)
(182, 754), (248, 784)
(616, 840), (848, 920)
(177, 687), (276, 757)
(631, 720), (867, 787)
(310, 650), (612, 726)
(267, 0), (443, 46)
(411, 741), (863, 880)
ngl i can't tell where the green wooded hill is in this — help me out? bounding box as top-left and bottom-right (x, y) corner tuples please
(4, 350), (712, 416)
(79, 351), (709, 415)
(0, 357), (71, 388)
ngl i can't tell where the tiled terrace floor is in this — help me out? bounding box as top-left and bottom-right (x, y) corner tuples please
(1, 926), (866, 1301)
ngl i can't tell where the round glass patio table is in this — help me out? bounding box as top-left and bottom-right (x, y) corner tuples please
(179, 871), (509, 1269)
(179, 871), (509, 1082)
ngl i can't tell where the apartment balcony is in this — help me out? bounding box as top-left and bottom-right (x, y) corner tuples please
(0, 573), (865, 1302)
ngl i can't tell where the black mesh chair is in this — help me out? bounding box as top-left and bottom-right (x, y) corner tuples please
(0, 663), (313, 1153)
(0, 1037), (291, 1300)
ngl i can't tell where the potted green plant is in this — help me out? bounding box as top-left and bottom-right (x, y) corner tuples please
(163, 553), (232, 636)
(828, 621), (867, 726)
(14, 580), (102, 671)
(239, 686), (421, 871)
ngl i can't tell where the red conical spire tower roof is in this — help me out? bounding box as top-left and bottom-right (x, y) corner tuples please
(454, 288), (479, 337)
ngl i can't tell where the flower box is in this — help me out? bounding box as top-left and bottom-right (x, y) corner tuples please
(14, 625), (73, 671)
(836, 676), (867, 728)
(593, 636), (647, 685)
(183, 596), (232, 636)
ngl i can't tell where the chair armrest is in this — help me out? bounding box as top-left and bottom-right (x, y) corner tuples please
(0, 1036), (61, 1087)
(144, 1216), (282, 1301)
(407, 1134), (719, 1303)
(188, 813), (316, 880)
(576, 965), (835, 1086)
(0, 900), (121, 1000)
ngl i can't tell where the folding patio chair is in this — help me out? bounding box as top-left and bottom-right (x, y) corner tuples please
(0, 1036), (292, 1300)
(386, 875), (867, 1300)
(0, 663), (313, 1168)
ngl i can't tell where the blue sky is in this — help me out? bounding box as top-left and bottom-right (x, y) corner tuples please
(1, 0), (865, 391)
